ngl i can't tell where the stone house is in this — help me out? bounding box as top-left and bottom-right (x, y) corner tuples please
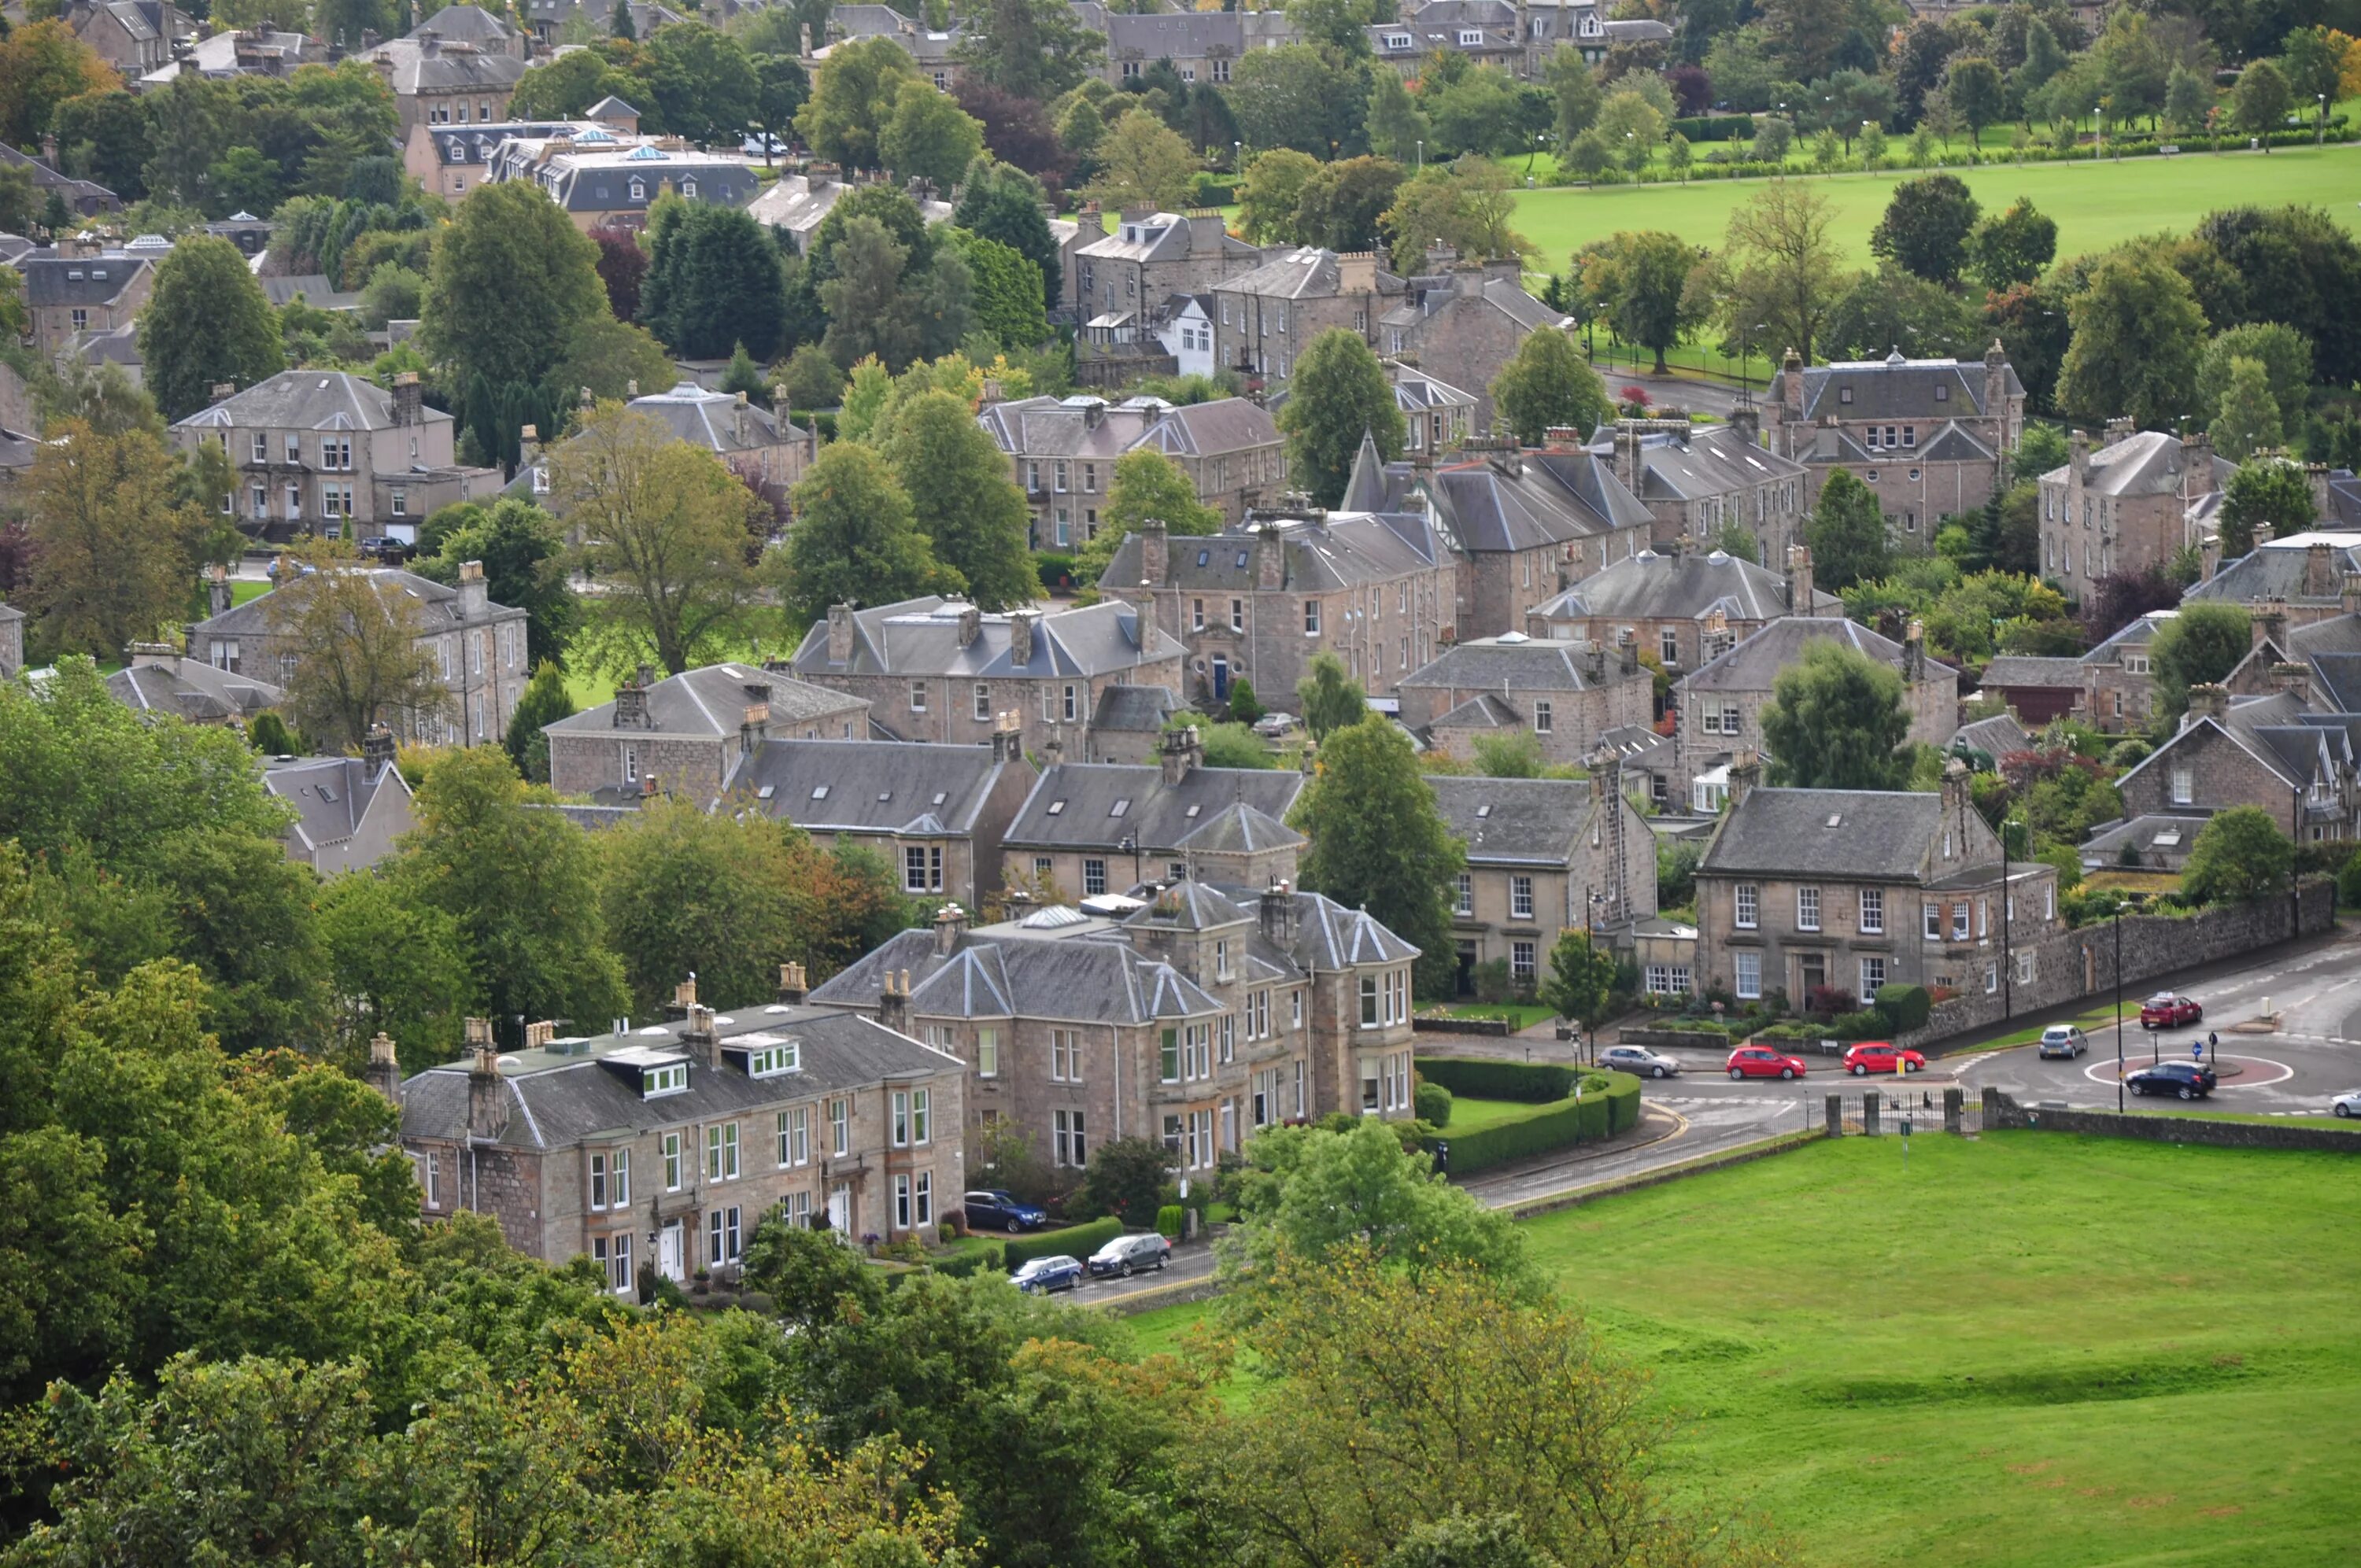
(366, 28), (528, 138)
(170, 371), (499, 542)
(493, 132), (763, 232)
(2113, 685), (2361, 847)
(1694, 765), (2061, 1010)
(1527, 543), (1839, 677)
(1766, 343), (2024, 536)
(1099, 503), (1461, 707)
(0, 142), (118, 220)
(1398, 631), (1654, 766)
(23, 238), (159, 358)
(1344, 435), (1657, 642)
(808, 876), (1421, 1182)
(544, 661), (870, 803)
(105, 637), (285, 727)
(1368, 0), (1524, 73)
(1068, 209), (1262, 328)
(1975, 608), (2180, 734)
(1391, 362), (1478, 459)
(974, 393), (1286, 547)
(65, 0), (190, 76)
(386, 1001), (969, 1281)
(1093, 9), (1275, 85)
(1376, 256), (1572, 430)
(1674, 615), (1959, 791)
(186, 563), (530, 747)
(262, 737), (417, 876)
(1210, 247), (1404, 389)
(2184, 533), (2361, 635)
(2038, 423), (2233, 594)
(1591, 413), (1809, 561)
(1517, 0), (1668, 69)
(722, 731), (1036, 913)
(0, 603), (21, 679)
(139, 26), (328, 87)
(998, 729), (1306, 901)
(747, 165), (955, 255)
(519, 380), (819, 517)
(404, 116), (600, 203)
(812, 5), (965, 89)
(1428, 764), (1659, 995)
(788, 596), (1186, 762)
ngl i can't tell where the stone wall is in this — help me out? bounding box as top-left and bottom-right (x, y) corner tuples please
(1981, 1087), (2361, 1152)
(1901, 880), (2336, 1049)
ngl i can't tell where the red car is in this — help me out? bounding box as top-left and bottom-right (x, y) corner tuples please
(1727, 1046), (1808, 1080)
(1843, 1042), (1927, 1075)
(2139, 993), (2204, 1030)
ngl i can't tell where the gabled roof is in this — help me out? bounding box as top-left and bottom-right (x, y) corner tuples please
(1979, 655), (2084, 689)
(1090, 683), (1180, 732)
(1953, 710), (2030, 757)
(1402, 450), (1654, 555)
(263, 755), (410, 858)
(1427, 775), (1591, 866)
(2079, 813), (2209, 865)
(1074, 210), (1255, 265)
(974, 394), (1280, 462)
(2082, 609), (2176, 664)
(1173, 800), (1302, 854)
(721, 739), (1012, 835)
(190, 566), (524, 637)
(2041, 430), (2234, 498)
(1532, 548), (1833, 624)
(548, 662), (862, 742)
(1403, 633), (1643, 696)
(1699, 788), (1949, 880)
(172, 370), (449, 433)
(106, 656), (283, 722)
(1099, 509), (1450, 596)
(626, 379), (793, 454)
(1211, 246), (1402, 302)
(2115, 691), (2322, 792)
(1770, 346), (2022, 422)
(2185, 533), (2361, 606)
(24, 250), (151, 307)
(397, 1005), (958, 1151)
(365, 34), (527, 94)
(1680, 615), (1954, 693)
(809, 925), (1228, 1025)
(1583, 423), (1805, 502)
(1428, 692), (1523, 729)
(789, 596), (1183, 681)
(1381, 272), (1570, 334)
(1003, 761), (1304, 851)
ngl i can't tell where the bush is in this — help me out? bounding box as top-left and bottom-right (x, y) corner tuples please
(1001, 1216), (1125, 1271)
(1873, 983), (1931, 1034)
(930, 1242), (1003, 1278)
(1036, 551), (1077, 591)
(1471, 957), (1514, 1003)
(2340, 849), (2361, 908)
(1669, 113), (1757, 142)
(1831, 1009), (1886, 1040)
(1414, 1079), (1454, 1127)
(1154, 1204), (1184, 1241)
(786, 409), (838, 442)
(1415, 1056), (1581, 1103)
(1428, 1072), (1641, 1175)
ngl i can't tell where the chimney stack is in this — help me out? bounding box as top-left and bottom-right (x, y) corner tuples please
(991, 707), (1024, 763)
(933, 902), (967, 955)
(1141, 517), (1169, 584)
(2305, 540), (2336, 599)
(1258, 876), (1298, 948)
(2252, 596), (2287, 651)
(1786, 543), (1816, 615)
(776, 961), (807, 1005)
(2269, 662), (2311, 703)
(2183, 683), (2230, 728)
(206, 563), (232, 618)
(456, 559), (487, 620)
(826, 603), (855, 665)
(362, 721), (397, 776)
(2343, 571), (2361, 618)
(1009, 609), (1035, 667)
(1904, 618), (1926, 680)
(684, 1002), (720, 1068)
(209, 381), (235, 403)
(392, 371), (423, 427)
(364, 1031), (402, 1105)
(664, 976), (698, 1021)
(1160, 722), (1203, 786)
(613, 663), (651, 728)
(877, 968), (912, 1035)
(956, 601), (981, 647)
(1728, 405), (1761, 448)
(464, 1018), (507, 1138)
(1727, 749), (1761, 810)
(1255, 522), (1285, 591)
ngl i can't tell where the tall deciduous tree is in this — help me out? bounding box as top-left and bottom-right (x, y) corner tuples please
(2215, 458), (2315, 559)
(415, 498), (578, 668)
(316, 869), (475, 1070)
(1967, 198), (2057, 292)
(778, 440), (959, 626)
(880, 388), (1035, 611)
(2182, 804), (2293, 904)
(1804, 467), (1890, 591)
(1085, 107), (1199, 212)
(557, 404), (770, 677)
(1945, 56), (2004, 144)
(0, 21), (118, 147)
(1291, 718), (1465, 996)
(954, 160), (1062, 306)
(639, 198), (788, 361)
(2195, 322), (2312, 439)
(1577, 228), (1706, 374)
(954, 0), (1103, 101)
(20, 422), (201, 662)
(1293, 157), (1406, 253)
(1758, 638), (1912, 790)
(1488, 326), (1612, 444)
(1075, 446), (1221, 596)
(1297, 649), (1369, 741)
(796, 35), (919, 169)
(419, 181), (606, 420)
(944, 227), (1047, 350)
(392, 746), (629, 1028)
(2058, 249), (2208, 431)
(1868, 173), (1981, 288)
(268, 552), (455, 751)
(1539, 928), (1615, 1028)
(502, 658), (575, 781)
(637, 21), (759, 143)
(2211, 355), (2283, 460)
(2232, 57), (2289, 145)
(1543, 43), (1602, 146)
(1721, 178), (1842, 365)
(138, 235), (284, 422)
(1278, 328), (1406, 507)
(1237, 147), (1321, 245)
(879, 80), (985, 190)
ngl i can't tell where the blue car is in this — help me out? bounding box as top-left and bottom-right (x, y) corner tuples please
(964, 1188), (1047, 1231)
(1010, 1255), (1084, 1293)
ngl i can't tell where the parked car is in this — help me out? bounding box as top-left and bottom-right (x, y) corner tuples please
(2139, 993), (2204, 1030)
(963, 1189), (1047, 1232)
(1726, 1046), (1807, 1080)
(2126, 1061), (2218, 1099)
(2037, 1025), (2089, 1060)
(2333, 1089), (2361, 1119)
(1009, 1255), (1084, 1293)
(741, 132), (787, 157)
(1842, 1042), (1927, 1075)
(1600, 1045), (1679, 1079)
(1085, 1231), (1172, 1278)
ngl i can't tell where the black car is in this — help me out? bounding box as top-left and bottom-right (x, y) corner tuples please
(2126, 1061), (2218, 1100)
(963, 1188), (1048, 1231)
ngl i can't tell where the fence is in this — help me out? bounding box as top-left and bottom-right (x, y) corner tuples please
(1823, 1087), (1979, 1138)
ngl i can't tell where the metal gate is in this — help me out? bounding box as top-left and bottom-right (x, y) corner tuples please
(1828, 1088), (1979, 1136)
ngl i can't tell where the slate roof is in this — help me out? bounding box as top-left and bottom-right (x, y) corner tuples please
(421, 120), (586, 168)
(1380, 272), (1569, 334)
(789, 596), (1183, 681)
(1953, 710), (2030, 757)
(190, 566), (523, 638)
(1074, 211), (1258, 266)
(811, 925), (1227, 1024)
(1212, 246), (1403, 303)
(1532, 548), (1834, 624)
(528, 145), (760, 215)
(2082, 610), (2175, 664)
(259, 275), (361, 311)
(140, 27), (318, 81)
(261, 754), (408, 858)
(976, 394), (1280, 463)
(1091, 683), (1179, 732)
(1103, 9), (1249, 54)
(407, 3), (516, 44)
(1402, 633), (1641, 695)
(2185, 533), (2361, 606)
(625, 380), (798, 454)
(172, 371), (451, 434)
(1003, 761), (1304, 851)
(23, 250), (150, 307)
(1427, 774), (1591, 867)
(722, 739), (1012, 834)
(1680, 616), (1954, 693)
(1770, 347), (2023, 422)
(748, 172), (954, 244)
(2116, 691), (2324, 792)
(1979, 655), (2084, 689)
(365, 35), (527, 94)
(106, 656), (283, 722)
(1585, 423), (1806, 503)
(1390, 363), (1477, 418)
(1699, 788), (1949, 880)
(1407, 451), (1654, 556)
(1173, 800), (1301, 854)
(1430, 692), (1523, 729)
(549, 662), (861, 742)
(2040, 430), (2234, 498)
(1273, 884), (1423, 967)
(1100, 509), (1450, 597)
(2079, 813), (2209, 866)
(397, 1006), (959, 1151)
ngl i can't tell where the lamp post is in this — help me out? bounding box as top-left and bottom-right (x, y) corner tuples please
(2319, 93), (2329, 146)
(2093, 105), (2102, 161)
(1416, 138), (1424, 169)
(2114, 896), (2126, 1112)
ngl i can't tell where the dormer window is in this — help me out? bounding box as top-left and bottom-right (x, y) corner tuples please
(744, 1038), (800, 1077)
(629, 177), (645, 201)
(643, 1062), (688, 1098)
(1457, 28), (1482, 43)
(1385, 31), (1411, 47)
(679, 178), (696, 197)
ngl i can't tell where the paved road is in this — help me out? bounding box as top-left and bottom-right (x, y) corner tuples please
(1591, 368), (1753, 418)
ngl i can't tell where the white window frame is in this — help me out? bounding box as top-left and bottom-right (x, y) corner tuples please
(1797, 887), (1820, 932)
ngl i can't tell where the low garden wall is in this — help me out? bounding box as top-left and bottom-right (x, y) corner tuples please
(1618, 1026), (1738, 1050)
(1982, 1088), (2361, 1153)
(1413, 1015), (1511, 1037)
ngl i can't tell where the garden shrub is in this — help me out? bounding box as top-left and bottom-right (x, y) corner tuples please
(1428, 1072), (1641, 1175)
(1415, 1056), (1581, 1103)
(1155, 1204), (1185, 1240)
(1001, 1216), (1124, 1271)
(931, 1242), (1003, 1278)
(1831, 1009), (1885, 1040)
(1472, 957), (1514, 1003)
(1873, 983), (1931, 1034)
(1414, 1080), (1454, 1127)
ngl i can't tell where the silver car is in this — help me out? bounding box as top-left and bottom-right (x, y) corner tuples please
(2333, 1090), (2361, 1119)
(1086, 1231), (1173, 1278)
(1600, 1045), (1680, 1079)
(2038, 1025), (2089, 1060)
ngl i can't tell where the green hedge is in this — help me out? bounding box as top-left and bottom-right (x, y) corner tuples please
(1429, 1072), (1642, 1175)
(1001, 1216), (1124, 1271)
(1875, 983), (1931, 1033)
(931, 1242), (1003, 1278)
(1414, 1056), (1581, 1103)
(1155, 1204), (1184, 1241)
(1670, 113), (1757, 142)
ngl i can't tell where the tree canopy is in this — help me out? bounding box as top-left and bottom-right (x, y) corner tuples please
(1277, 329), (1406, 507)
(1758, 638), (1913, 790)
(1291, 718), (1465, 997)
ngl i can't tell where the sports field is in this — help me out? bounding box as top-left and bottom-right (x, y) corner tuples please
(1509, 142), (2361, 269)
(1122, 1133), (2361, 1566)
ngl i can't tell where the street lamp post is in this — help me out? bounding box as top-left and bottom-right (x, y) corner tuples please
(2319, 94), (2329, 146)
(1416, 138), (1424, 169)
(2093, 105), (2103, 161)
(2114, 898), (2126, 1112)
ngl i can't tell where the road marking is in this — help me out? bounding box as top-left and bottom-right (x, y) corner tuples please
(2079, 1053), (2295, 1090)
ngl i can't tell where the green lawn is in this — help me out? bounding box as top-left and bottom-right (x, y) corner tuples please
(1437, 1001), (1559, 1030)
(1434, 1094), (1550, 1134)
(1510, 142), (2361, 272)
(230, 580), (269, 607)
(1122, 1134), (2361, 1565)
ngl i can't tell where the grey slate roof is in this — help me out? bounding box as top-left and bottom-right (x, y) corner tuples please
(746, 172), (955, 245)
(24, 251), (150, 307)
(173, 371), (451, 434)
(1091, 683), (1179, 732)
(2082, 610), (2175, 664)
(1103, 9), (1249, 54)
(2040, 430), (2234, 499)
(364, 35), (527, 94)
(1979, 655), (2083, 689)
(1380, 273), (1568, 334)
(548, 662), (859, 742)
(421, 120), (585, 168)
(106, 657), (283, 722)
(2116, 692), (2322, 793)
(1680, 616), (1955, 693)
(1533, 548), (1834, 624)
(1584, 424), (1806, 503)
(2079, 813), (2208, 866)
(262, 755), (408, 860)
(1429, 692), (1522, 729)
(1101, 509), (1450, 598)
(2185, 533), (2361, 606)
(1699, 788), (1947, 880)
(397, 1005), (959, 1151)
(1953, 711), (2030, 756)
(976, 394), (1280, 463)
(260, 275), (360, 311)
(1771, 347), (2023, 422)
(1074, 211), (1258, 266)
(1405, 451), (1654, 555)
(1173, 800), (1301, 854)
(811, 925), (1227, 1024)
(190, 566), (523, 639)
(625, 380), (797, 454)
(723, 739), (1013, 835)
(1427, 774), (1591, 867)
(1212, 246), (1403, 303)
(789, 596), (1184, 681)
(1402, 633), (1637, 695)
(529, 144), (759, 215)
(1003, 761), (1304, 852)
(407, 4), (516, 44)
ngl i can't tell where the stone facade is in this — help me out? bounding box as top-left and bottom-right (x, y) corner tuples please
(1598, 413), (1809, 563)
(1399, 634), (1655, 768)
(24, 242), (157, 358)
(1210, 248), (1400, 389)
(1068, 209), (1261, 326)
(1376, 257), (1572, 430)
(2038, 424), (2231, 593)
(1767, 342), (2024, 535)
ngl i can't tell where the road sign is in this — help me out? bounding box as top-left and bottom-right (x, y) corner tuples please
(2192, 1042), (2204, 1061)
(1900, 1117), (1912, 1138)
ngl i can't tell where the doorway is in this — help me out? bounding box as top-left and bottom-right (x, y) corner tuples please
(1456, 940), (1478, 996)
(827, 1182), (852, 1237)
(658, 1220), (683, 1282)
